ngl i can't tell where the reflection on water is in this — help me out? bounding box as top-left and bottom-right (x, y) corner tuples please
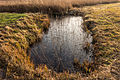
(31, 16), (93, 72)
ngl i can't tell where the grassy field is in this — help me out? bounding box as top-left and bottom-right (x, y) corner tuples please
(0, 0), (120, 80)
(82, 3), (120, 79)
(0, 0), (119, 14)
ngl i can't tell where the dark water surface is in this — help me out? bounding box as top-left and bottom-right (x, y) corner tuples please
(30, 16), (93, 72)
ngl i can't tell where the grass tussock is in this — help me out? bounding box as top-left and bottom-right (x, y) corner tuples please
(81, 2), (120, 79)
(0, 13), (50, 79)
(0, 0), (119, 14)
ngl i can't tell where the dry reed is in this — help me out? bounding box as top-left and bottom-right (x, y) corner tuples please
(0, 0), (119, 13)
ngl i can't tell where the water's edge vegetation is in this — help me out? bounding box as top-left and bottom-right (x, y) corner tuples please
(0, 1), (120, 80)
(30, 16), (94, 73)
(82, 3), (120, 79)
(0, 13), (50, 79)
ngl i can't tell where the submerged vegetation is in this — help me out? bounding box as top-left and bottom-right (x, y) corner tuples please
(0, 0), (120, 80)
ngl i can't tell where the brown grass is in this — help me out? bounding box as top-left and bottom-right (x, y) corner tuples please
(0, 0), (120, 79)
(82, 2), (120, 79)
(0, 13), (51, 79)
(0, 0), (119, 14)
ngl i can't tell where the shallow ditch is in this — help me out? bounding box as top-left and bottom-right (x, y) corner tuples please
(30, 16), (94, 72)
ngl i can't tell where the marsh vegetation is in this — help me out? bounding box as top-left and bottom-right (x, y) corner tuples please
(0, 0), (119, 14)
(31, 16), (93, 73)
(0, 0), (120, 80)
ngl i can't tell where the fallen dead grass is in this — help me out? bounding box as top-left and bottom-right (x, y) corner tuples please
(0, 13), (50, 79)
(81, 2), (120, 79)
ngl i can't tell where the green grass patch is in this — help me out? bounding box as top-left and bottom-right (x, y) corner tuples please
(0, 13), (26, 26)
